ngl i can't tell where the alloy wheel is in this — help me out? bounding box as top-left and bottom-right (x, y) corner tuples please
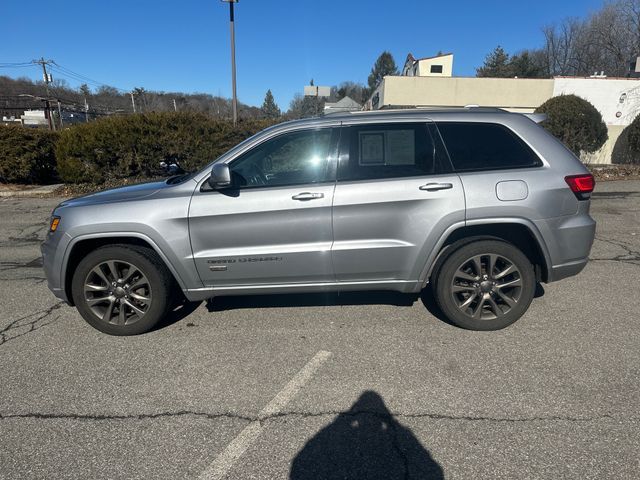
(83, 260), (152, 325)
(450, 253), (523, 321)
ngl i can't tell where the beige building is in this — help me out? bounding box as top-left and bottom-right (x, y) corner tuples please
(369, 76), (554, 113)
(401, 52), (454, 77)
(366, 53), (640, 164)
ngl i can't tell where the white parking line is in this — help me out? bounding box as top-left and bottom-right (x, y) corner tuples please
(198, 350), (332, 480)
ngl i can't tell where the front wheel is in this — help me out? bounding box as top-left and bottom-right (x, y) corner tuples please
(71, 245), (174, 335)
(432, 240), (536, 330)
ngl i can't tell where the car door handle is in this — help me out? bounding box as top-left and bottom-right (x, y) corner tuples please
(419, 182), (453, 191)
(292, 192), (324, 201)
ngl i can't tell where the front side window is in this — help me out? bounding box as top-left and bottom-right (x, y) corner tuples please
(339, 123), (437, 181)
(436, 122), (542, 172)
(230, 128), (334, 188)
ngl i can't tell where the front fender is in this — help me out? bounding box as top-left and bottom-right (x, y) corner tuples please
(59, 231), (197, 299)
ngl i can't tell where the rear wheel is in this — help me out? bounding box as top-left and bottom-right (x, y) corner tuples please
(432, 240), (536, 330)
(71, 245), (174, 335)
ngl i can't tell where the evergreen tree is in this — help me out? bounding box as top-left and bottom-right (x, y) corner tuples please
(79, 83), (91, 97)
(507, 50), (548, 78)
(367, 51), (398, 91)
(260, 89), (281, 118)
(476, 46), (511, 77)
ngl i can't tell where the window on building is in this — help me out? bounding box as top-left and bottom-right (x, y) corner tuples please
(436, 122), (542, 172)
(430, 65), (443, 74)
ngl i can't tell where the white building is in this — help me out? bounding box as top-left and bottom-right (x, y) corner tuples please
(553, 77), (640, 163)
(21, 110), (49, 127)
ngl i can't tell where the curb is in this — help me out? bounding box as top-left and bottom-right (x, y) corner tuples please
(0, 184), (63, 197)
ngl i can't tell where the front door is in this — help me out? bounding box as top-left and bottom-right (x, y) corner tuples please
(332, 121), (465, 285)
(189, 127), (339, 288)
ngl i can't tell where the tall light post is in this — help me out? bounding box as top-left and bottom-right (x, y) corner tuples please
(221, 0), (239, 125)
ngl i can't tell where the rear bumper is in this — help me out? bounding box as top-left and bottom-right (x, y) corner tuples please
(547, 258), (588, 282)
(535, 209), (596, 283)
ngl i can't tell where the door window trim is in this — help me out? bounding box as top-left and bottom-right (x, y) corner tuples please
(336, 121), (452, 183)
(201, 126), (340, 192)
(434, 121), (544, 173)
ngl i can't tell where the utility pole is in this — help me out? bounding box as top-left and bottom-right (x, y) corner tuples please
(33, 57), (54, 130)
(221, 0), (239, 125)
(130, 92), (137, 113)
(84, 97), (89, 122)
(56, 99), (64, 128)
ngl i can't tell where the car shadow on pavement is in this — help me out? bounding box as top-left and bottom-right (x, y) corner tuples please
(206, 290), (419, 312)
(289, 390), (444, 480)
(151, 299), (203, 331)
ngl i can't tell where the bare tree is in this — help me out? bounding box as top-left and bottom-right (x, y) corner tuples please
(543, 1), (640, 77)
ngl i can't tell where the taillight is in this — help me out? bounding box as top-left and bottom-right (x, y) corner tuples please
(565, 174), (595, 200)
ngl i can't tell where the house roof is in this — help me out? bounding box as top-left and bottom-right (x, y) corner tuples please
(324, 96), (362, 109)
(416, 52), (453, 61)
(405, 52), (453, 66)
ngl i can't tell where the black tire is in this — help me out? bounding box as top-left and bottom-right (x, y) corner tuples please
(432, 240), (536, 330)
(71, 244), (174, 335)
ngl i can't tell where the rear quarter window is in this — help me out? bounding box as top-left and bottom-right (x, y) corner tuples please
(436, 122), (542, 172)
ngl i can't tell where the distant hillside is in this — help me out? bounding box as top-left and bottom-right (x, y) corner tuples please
(0, 75), (260, 121)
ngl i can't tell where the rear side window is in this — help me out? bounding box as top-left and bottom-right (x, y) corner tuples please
(338, 123), (437, 181)
(436, 122), (542, 172)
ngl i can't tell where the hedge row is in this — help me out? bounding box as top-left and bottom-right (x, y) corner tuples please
(0, 126), (58, 184)
(55, 112), (276, 183)
(0, 112), (275, 184)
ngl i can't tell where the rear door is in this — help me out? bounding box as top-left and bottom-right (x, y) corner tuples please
(331, 121), (465, 285)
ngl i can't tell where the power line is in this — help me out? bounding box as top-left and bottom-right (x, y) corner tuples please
(0, 63), (34, 68)
(50, 62), (127, 92)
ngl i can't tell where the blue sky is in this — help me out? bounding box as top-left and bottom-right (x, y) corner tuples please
(1, 0), (604, 109)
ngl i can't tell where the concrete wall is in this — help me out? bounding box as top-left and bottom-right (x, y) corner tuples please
(582, 125), (625, 165)
(379, 76), (554, 111)
(553, 77), (640, 126)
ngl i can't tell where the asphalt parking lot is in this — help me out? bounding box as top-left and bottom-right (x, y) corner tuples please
(1, 180), (639, 479)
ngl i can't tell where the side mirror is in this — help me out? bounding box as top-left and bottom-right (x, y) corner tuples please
(208, 163), (232, 189)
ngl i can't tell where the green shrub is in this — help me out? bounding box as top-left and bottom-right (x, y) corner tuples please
(535, 94), (608, 156)
(615, 113), (640, 165)
(0, 126), (58, 184)
(55, 112), (277, 183)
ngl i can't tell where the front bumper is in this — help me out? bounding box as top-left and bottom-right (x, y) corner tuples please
(41, 232), (71, 304)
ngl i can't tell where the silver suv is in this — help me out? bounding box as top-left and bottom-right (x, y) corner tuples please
(42, 108), (596, 335)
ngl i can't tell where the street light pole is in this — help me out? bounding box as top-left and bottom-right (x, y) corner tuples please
(221, 0), (239, 126)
